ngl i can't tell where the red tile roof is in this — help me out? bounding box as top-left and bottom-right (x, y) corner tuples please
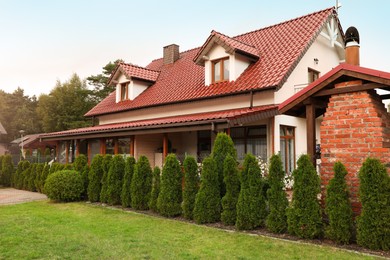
(42, 105), (278, 139)
(86, 7), (337, 117)
(194, 30), (259, 65)
(110, 63), (160, 83)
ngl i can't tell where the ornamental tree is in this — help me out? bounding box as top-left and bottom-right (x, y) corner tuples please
(287, 154), (323, 239)
(266, 154), (288, 233)
(182, 156), (199, 220)
(1, 155), (13, 187)
(88, 155), (104, 202)
(149, 166), (161, 212)
(106, 155), (125, 205)
(121, 157), (136, 208)
(131, 155), (152, 210)
(221, 154), (240, 226)
(357, 158), (390, 250)
(100, 154), (112, 203)
(236, 154), (267, 230)
(74, 154), (89, 200)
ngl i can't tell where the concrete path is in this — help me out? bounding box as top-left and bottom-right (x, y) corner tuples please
(0, 188), (47, 205)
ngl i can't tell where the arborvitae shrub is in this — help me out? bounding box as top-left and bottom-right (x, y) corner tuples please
(44, 170), (84, 202)
(236, 154), (267, 230)
(106, 155), (125, 205)
(149, 166), (161, 212)
(34, 163), (44, 192)
(211, 132), (237, 197)
(41, 164), (50, 193)
(74, 154), (89, 200)
(1, 155), (13, 187)
(0, 155), (3, 186)
(100, 154), (113, 203)
(287, 154), (323, 239)
(182, 156), (199, 220)
(131, 155), (152, 210)
(88, 155), (104, 202)
(49, 162), (63, 175)
(44, 147), (51, 162)
(266, 154), (288, 233)
(193, 157), (221, 224)
(121, 157), (136, 208)
(221, 154), (240, 226)
(325, 161), (353, 244)
(13, 161), (23, 188)
(157, 154), (183, 217)
(19, 161), (30, 189)
(357, 158), (390, 250)
(22, 163), (31, 190)
(28, 164), (37, 191)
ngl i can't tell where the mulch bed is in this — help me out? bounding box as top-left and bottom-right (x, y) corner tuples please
(90, 202), (389, 259)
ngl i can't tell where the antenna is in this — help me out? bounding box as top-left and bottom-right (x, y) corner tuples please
(336, 0), (342, 14)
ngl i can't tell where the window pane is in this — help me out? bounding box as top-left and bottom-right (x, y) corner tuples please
(247, 127), (266, 136)
(234, 139), (245, 161)
(121, 84), (126, 100)
(118, 138), (130, 155)
(280, 139), (286, 172)
(287, 139), (295, 173)
(198, 130), (211, 138)
(106, 138), (115, 155)
(231, 127), (245, 138)
(89, 139), (100, 161)
(214, 61), (221, 82)
(223, 59), (229, 80)
(247, 138), (267, 160)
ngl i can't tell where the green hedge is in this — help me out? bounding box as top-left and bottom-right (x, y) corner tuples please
(1, 155), (14, 187)
(149, 166), (161, 212)
(106, 155), (125, 205)
(100, 154), (113, 203)
(182, 156), (199, 220)
(74, 155), (89, 200)
(88, 155), (104, 202)
(121, 157), (136, 208)
(131, 155), (152, 210)
(221, 154), (240, 226)
(44, 170), (84, 202)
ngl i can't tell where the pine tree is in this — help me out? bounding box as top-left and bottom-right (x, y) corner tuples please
(287, 154), (323, 239)
(266, 154), (288, 233)
(221, 154), (240, 226)
(236, 154), (267, 230)
(131, 155), (152, 210)
(149, 166), (161, 212)
(211, 132), (237, 197)
(157, 154), (183, 217)
(100, 154), (112, 203)
(182, 156), (199, 220)
(88, 155), (104, 202)
(121, 157), (136, 208)
(193, 157), (221, 224)
(356, 158), (390, 250)
(106, 155), (125, 205)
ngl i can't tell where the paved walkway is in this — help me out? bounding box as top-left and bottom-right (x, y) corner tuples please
(0, 188), (48, 205)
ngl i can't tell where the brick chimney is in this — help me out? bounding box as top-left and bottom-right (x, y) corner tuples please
(345, 26), (360, 66)
(163, 44), (180, 64)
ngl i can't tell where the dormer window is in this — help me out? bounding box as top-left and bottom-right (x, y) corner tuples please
(212, 57), (229, 83)
(120, 82), (129, 101)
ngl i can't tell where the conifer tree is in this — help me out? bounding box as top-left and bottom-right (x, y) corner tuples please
(13, 160), (24, 188)
(157, 154), (183, 217)
(211, 132), (237, 197)
(100, 154), (112, 203)
(131, 155), (152, 210)
(28, 164), (37, 191)
(221, 154), (240, 225)
(182, 156), (199, 220)
(106, 155), (125, 205)
(357, 158), (390, 250)
(74, 154), (89, 200)
(1, 155), (13, 187)
(22, 162), (31, 190)
(88, 155), (104, 202)
(193, 157), (221, 224)
(266, 154), (288, 233)
(287, 154), (323, 239)
(34, 163), (44, 192)
(0, 155), (3, 185)
(121, 157), (136, 208)
(149, 166), (161, 212)
(236, 154), (267, 230)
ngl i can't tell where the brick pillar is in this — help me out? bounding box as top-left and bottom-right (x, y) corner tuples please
(320, 83), (390, 215)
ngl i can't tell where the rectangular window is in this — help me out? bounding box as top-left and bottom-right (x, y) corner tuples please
(308, 68), (319, 83)
(280, 125), (295, 174)
(197, 130), (211, 162)
(105, 138), (115, 155)
(230, 126), (267, 161)
(212, 57), (229, 83)
(121, 82), (129, 101)
(118, 137), (131, 155)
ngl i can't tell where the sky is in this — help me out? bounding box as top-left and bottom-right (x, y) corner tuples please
(0, 0), (389, 97)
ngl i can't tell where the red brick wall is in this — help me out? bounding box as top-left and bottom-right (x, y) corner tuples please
(320, 85), (390, 214)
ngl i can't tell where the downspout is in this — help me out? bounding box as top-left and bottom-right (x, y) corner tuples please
(249, 91), (253, 108)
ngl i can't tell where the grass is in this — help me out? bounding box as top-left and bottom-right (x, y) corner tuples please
(0, 201), (379, 259)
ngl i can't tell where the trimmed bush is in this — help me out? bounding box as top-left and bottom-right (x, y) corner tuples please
(88, 155), (104, 202)
(74, 154), (89, 200)
(18, 161), (30, 189)
(193, 157), (221, 224)
(325, 161), (353, 244)
(221, 154), (240, 226)
(106, 155), (125, 205)
(266, 154), (288, 233)
(149, 166), (161, 212)
(12, 160), (23, 188)
(131, 155), (152, 210)
(27, 164), (37, 191)
(34, 163), (44, 192)
(100, 154), (113, 203)
(1, 155), (14, 187)
(44, 170), (84, 202)
(22, 163), (31, 190)
(121, 157), (136, 208)
(44, 147), (51, 162)
(287, 154), (323, 239)
(357, 158), (390, 250)
(50, 162), (64, 175)
(157, 154), (183, 217)
(40, 164), (50, 193)
(236, 154), (267, 230)
(211, 132), (237, 197)
(182, 156), (199, 220)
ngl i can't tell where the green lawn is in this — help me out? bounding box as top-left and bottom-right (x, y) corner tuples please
(0, 201), (378, 259)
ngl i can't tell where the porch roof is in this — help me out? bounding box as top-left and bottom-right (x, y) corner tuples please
(40, 105), (278, 140)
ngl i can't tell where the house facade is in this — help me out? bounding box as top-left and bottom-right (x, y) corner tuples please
(41, 7), (345, 172)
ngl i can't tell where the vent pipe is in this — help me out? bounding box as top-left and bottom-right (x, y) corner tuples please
(345, 26), (360, 66)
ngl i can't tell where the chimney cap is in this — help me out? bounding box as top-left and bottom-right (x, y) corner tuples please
(345, 26), (360, 44)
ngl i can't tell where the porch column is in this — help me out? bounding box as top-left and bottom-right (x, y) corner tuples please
(306, 102), (316, 164)
(56, 141), (60, 161)
(163, 134), (168, 160)
(100, 138), (106, 155)
(114, 138), (119, 155)
(130, 136), (135, 156)
(226, 128), (231, 136)
(65, 141), (69, 164)
(87, 141), (91, 165)
(75, 139), (80, 157)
